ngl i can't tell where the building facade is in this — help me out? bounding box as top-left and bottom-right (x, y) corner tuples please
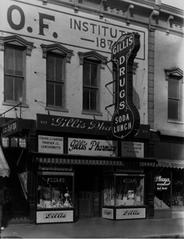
(0, 0), (183, 223)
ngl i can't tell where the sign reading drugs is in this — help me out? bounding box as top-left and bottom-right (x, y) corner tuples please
(111, 32), (140, 139)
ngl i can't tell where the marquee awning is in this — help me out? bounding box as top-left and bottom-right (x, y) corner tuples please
(0, 146), (10, 177)
(157, 159), (184, 169)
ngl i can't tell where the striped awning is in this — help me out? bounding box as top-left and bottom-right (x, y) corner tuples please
(35, 156), (157, 168)
(35, 156), (124, 166)
(0, 146), (10, 177)
(157, 159), (184, 169)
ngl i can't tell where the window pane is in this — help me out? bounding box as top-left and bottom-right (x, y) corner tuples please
(83, 88), (90, 110)
(4, 76), (14, 101)
(168, 79), (179, 99)
(168, 99), (179, 120)
(5, 47), (14, 74)
(83, 62), (90, 86)
(91, 63), (98, 86)
(47, 55), (55, 82)
(15, 49), (24, 76)
(90, 89), (97, 110)
(55, 83), (63, 107)
(56, 56), (63, 82)
(47, 82), (54, 105)
(14, 77), (23, 101)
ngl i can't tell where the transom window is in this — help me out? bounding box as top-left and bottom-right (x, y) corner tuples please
(4, 45), (25, 103)
(83, 59), (99, 111)
(46, 53), (65, 108)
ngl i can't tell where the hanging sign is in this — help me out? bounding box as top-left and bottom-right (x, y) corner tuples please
(111, 32), (140, 139)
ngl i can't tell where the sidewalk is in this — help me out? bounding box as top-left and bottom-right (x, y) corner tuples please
(1, 216), (184, 238)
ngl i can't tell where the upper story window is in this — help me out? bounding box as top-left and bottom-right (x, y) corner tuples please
(0, 35), (33, 105)
(4, 45), (25, 103)
(41, 44), (73, 109)
(78, 51), (107, 113)
(165, 68), (183, 121)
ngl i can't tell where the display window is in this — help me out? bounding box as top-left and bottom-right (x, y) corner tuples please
(171, 169), (184, 208)
(103, 173), (145, 207)
(37, 171), (74, 210)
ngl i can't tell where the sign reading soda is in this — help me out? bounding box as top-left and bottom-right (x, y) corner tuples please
(111, 32), (140, 139)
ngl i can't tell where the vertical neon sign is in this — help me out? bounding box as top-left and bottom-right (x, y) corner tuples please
(111, 32), (140, 139)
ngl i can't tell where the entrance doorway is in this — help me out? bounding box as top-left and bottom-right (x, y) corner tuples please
(76, 166), (102, 218)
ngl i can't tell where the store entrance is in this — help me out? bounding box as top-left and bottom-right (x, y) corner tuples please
(76, 166), (102, 218)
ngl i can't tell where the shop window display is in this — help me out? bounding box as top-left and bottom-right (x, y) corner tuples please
(103, 173), (144, 207)
(37, 172), (74, 210)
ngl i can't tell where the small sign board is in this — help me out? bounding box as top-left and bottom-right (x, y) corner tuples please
(68, 138), (117, 157)
(38, 135), (64, 154)
(102, 208), (114, 219)
(121, 141), (144, 158)
(36, 210), (74, 223)
(116, 207), (146, 220)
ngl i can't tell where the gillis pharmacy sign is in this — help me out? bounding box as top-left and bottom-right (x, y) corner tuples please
(111, 32), (140, 139)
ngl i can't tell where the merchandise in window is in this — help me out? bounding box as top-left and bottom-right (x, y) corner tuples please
(37, 173), (73, 209)
(115, 175), (144, 206)
(104, 175), (115, 206)
(103, 174), (144, 207)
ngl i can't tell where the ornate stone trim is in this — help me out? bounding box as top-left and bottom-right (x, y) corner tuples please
(78, 51), (107, 65)
(165, 67), (183, 80)
(41, 43), (73, 63)
(0, 35), (34, 56)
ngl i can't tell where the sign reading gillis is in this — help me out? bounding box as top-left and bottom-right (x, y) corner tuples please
(111, 32), (140, 139)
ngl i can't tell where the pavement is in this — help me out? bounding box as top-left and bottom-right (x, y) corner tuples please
(1, 215), (184, 239)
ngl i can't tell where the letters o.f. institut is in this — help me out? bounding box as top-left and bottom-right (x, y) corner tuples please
(0, 0), (183, 223)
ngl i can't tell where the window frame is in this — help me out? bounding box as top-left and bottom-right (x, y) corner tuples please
(4, 44), (26, 104)
(46, 52), (65, 108)
(0, 35), (34, 106)
(41, 43), (73, 111)
(78, 51), (107, 115)
(83, 58), (100, 112)
(165, 68), (183, 122)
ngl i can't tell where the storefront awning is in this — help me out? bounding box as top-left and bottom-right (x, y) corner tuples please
(36, 156), (124, 166)
(157, 159), (184, 169)
(34, 155), (157, 168)
(0, 145), (10, 177)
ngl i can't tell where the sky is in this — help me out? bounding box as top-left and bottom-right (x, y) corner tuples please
(161, 0), (184, 10)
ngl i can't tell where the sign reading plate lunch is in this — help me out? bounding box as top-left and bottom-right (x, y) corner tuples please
(111, 32), (140, 139)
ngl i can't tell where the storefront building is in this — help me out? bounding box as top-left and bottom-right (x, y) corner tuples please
(153, 2), (184, 216)
(0, 0), (183, 223)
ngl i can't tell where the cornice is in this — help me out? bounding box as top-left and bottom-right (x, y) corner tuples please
(39, 0), (184, 34)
